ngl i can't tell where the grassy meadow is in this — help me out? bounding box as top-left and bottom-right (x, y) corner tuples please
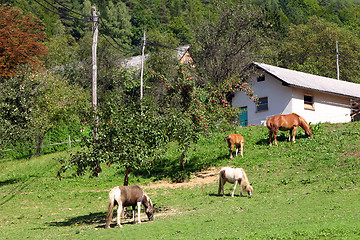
(1, 122), (359, 239)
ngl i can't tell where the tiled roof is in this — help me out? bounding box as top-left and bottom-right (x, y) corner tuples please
(253, 62), (360, 98)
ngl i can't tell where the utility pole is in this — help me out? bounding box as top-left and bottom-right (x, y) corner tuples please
(336, 41), (340, 80)
(92, 6), (99, 140)
(140, 30), (146, 114)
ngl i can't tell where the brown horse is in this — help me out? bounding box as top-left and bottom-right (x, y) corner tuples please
(266, 113), (313, 146)
(224, 134), (245, 158)
(105, 185), (155, 228)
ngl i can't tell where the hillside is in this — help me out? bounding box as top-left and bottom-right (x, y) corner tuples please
(1, 122), (359, 239)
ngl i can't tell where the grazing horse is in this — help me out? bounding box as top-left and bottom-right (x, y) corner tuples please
(218, 167), (253, 197)
(224, 134), (245, 158)
(105, 185), (155, 228)
(266, 113), (313, 146)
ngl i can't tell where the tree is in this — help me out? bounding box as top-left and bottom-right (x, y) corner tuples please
(0, 68), (89, 154)
(0, 5), (47, 77)
(59, 79), (170, 184)
(191, 2), (269, 85)
(45, 20), (79, 70)
(102, 1), (133, 48)
(149, 64), (257, 171)
(277, 17), (360, 83)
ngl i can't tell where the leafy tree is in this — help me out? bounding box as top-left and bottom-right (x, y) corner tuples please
(168, 16), (192, 44)
(248, 0), (291, 35)
(278, 0), (320, 25)
(149, 64), (257, 171)
(102, 1), (133, 48)
(0, 68), (89, 154)
(45, 20), (79, 70)
(191, 2), (269, 85)
(277, 17), (360, 83)
(0, 5), (47, 77)
(59, 68), (169, 184)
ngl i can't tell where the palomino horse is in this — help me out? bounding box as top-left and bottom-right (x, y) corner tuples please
(218, 167), (253, 197)
(224, 134), (245, 158)
(266, 113), (313, 146)
(105, 185), (155, 228)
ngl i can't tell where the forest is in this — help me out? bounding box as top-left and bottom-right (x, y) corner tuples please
(1, 0), (360, 180)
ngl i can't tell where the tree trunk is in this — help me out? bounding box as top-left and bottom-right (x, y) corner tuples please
(36, 135), (44, 155)
(180, 144), (191, 170)
(123, 166), (131, 186)
(180, 149), (186, 170)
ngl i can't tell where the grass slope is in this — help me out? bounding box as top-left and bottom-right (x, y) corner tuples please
(0, 122), (359, 239)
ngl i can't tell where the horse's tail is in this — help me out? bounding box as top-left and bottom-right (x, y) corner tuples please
(266, 117), (272, 129)
(105, 188), (117, 229)
(224, 135), (230, 142)
(218, 169), (225, 195)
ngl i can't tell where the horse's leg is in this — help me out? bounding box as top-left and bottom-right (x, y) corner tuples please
(240, 142), (244, 158)
(274, 130), (278, 146)
(136, 202), (142, 224)
(288, 129), (292, 142)
(231, 181), (238, 197)
(116, 203), (123, 228)
(132, 206), (136, 223)
(229, 143), (234, 159)
(235, 144), (239, 157)
(269, 131), (273, 145)
(292, 126), (298, 143)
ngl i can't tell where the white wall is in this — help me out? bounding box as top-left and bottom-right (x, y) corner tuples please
(232, 73), (293, 125)
(232, 71), (352, 125)
(291, 88), (351, 124)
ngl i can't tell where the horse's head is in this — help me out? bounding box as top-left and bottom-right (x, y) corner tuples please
(145, 204), (156, 221)
(245, 184), (253, 197)
(306, 127), (313, 138)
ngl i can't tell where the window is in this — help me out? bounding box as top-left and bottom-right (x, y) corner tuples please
(257, 74), (265, 82)
(304, 94), (314, 110)
(256, 97), (268, 112)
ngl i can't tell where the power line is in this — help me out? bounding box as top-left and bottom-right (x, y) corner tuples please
(98, 20), (144, 54)
(99, 30), (143, 55)
(249, 50), (334, 60)
(145, 40), (177, 50)
(51, 0), (88, 18)
(33, 0), (93, 22)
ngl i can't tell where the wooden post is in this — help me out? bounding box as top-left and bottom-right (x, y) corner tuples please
(140, 30), (146, 114)
(336, 41), (340, 80)
(92, 6), (99, 140)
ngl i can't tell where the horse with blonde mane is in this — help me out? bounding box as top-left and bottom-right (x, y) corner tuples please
(266, 113), (313, 146)
(105, 185), (155, 228)
(218, 167), (253, 197)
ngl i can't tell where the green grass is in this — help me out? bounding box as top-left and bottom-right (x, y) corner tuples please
(1, 122), (360, 239)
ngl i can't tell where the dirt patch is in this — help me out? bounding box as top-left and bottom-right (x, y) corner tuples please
(143, 167), (220, 190)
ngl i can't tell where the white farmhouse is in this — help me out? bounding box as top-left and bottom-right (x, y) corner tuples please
(232, 62), (360, 126)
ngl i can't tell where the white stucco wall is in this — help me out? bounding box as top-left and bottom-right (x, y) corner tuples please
(291, 88), (351, 124)
(232, 73), (293, 125)
(232, 71), (352, 125)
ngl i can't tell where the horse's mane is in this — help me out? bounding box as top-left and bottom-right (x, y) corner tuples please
(292, 113), (309, 127)
(143, 192), (153, 208)
(240, 168), (250, 187)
